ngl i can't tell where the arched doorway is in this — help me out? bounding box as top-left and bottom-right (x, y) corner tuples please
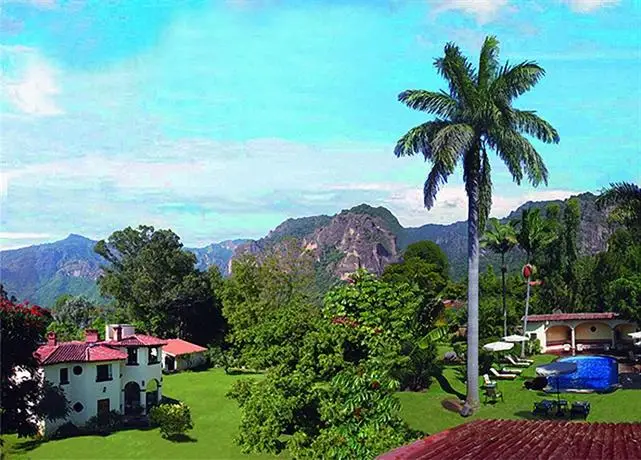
(146, 379), (159, 410)
(124, 381), (141, 415)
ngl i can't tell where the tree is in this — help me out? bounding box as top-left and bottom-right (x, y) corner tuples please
(0, 284), (17, 302)
(596, 182), (641, 233)
(95, 225), (223, 344)
(394, 36), (558, 410)
(51, 296), (98, 330)
(1, 299), (69, 437)
(402, 241), (449, 278)
(481, 218), (517, 336)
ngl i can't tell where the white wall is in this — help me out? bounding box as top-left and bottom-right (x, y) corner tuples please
(43, 360), (121, 435)
(162, 351), (206, 371)
(525, 323), (546, 349)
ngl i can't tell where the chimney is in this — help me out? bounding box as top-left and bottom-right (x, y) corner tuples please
(47, 331), (57, 346)
(85, 329), (99, 343)
(114, 326), (122, 342)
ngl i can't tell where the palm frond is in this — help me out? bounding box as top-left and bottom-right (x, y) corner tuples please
(423, 161), (453, 210)
(434, 42), (477, 107)
(430, 123), (475, 161)
(394, 120), (448, 159)
(490, 129), (548, 187)
(510, 109), (560, 144)
(477, 35), (500, 89)
(596, 182), (641, 208)
(491, 61), (545, 101)
(398, 90), (458, 118)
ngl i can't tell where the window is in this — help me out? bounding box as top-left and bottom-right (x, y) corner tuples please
(148, 347), (159, 365)
(73, 402), (84, 412)
(590, 326), (597, 333)
(60, 368), (69, 384)
(127, 348), (138, 365)
(96, 364), (112, 382)
(73, 365), (83, 375)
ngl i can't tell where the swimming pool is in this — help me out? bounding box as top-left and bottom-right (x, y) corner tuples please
(547, 355), (619, 393)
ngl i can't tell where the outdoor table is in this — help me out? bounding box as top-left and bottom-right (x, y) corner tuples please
(554, 399), (568, 416)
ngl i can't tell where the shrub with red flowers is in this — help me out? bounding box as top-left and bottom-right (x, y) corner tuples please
(1, 298), (68, 437)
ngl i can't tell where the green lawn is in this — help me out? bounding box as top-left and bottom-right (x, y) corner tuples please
(3, 357), (641, 459)
(2, 370), (277, 460)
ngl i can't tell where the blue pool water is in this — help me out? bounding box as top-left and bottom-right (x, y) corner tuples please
(548, 355), (619, 393)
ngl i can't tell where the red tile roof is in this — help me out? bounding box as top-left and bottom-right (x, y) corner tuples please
(102, 334), (167, 347)
(35, 342), (128, 365)
(526, 312), (620, 322)
(378, 420), (641, 460)
(163, 339), (207, 356)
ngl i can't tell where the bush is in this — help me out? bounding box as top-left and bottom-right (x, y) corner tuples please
(527, 338), (542, 355)
(149, 403), (194, 438)
(84, 410), (124, 434)
(51, 421), (81, 439)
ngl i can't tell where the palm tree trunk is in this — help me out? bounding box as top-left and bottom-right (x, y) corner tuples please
(522, 275), (532, 358)
(463, 181), (480, 412)
(501, 253), (507, 338)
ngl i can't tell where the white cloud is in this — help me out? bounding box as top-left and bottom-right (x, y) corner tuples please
(431, 0), (511, 24)
(561, 0), (620, 13)
(0, 47), (64, 116)
(0, 232), (51, 239)
(328, 182), (578, 227)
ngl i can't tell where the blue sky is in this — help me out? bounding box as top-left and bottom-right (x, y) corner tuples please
(1, 0), (640, 249)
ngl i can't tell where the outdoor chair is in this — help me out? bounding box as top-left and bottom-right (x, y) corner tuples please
(533, 399), (555, 416)
(505, 355), (530, 367)
(482, 374), (496, 388)
(570, 401), (591, 419)
(484, 386), (503, 404)
(507, 354), (534, 364)
(500, 367), (524, 375)
(490, 367), (517, 380)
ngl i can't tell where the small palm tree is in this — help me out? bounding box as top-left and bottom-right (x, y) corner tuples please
(596, 182), (641, 232)
(394, 36), (559, 411)
(515, 208), (556, 356)
(481, 218), (517, 337)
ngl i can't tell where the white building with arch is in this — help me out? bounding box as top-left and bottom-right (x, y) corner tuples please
(34, 324), (166, 436)
(524, 312), (638, 354)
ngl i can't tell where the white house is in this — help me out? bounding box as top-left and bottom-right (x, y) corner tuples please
(34, 324), (166, 436)
(162, 339), (207, 372)
(524, 312), (638, 354)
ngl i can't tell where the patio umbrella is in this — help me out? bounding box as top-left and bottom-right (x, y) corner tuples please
(503, 334), (529, 343)
(483, 341), (515, 352)
(628, 332), (641, 340)
(536, 361), (578, 409)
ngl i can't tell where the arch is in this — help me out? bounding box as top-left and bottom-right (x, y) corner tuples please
(545, 325), (571, 347)
(124, 381), (141, 415)
(574, 322), (612, 343)
(146, 378), (160, 409)
(614, 323), (637, 343)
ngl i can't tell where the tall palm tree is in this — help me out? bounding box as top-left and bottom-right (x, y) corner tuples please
(394, 36), (559, 411)
(596, 182), (641, 232)
(515, 208), (556, 356)
(481, 218), (517, 337)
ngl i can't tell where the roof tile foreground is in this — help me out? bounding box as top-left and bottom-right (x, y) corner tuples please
(163, 338), (207, 356)
(103, 334), (167, 347)
(526, 312), (619, 322)
(378, 419), (641, 460)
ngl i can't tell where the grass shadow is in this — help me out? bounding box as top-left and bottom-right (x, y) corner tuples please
(434, 372), (466, 400)
(165, 434), (197, 443)
(224, 368), (263, 376)
(12, 439), (44, 452)
(513, 410), (541, 421)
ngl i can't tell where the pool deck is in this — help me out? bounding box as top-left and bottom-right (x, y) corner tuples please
(544, 351), (641, 389)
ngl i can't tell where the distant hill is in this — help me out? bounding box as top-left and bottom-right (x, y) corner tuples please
(0, 192), (611, 307)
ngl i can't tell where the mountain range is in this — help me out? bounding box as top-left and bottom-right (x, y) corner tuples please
(0, 192), (611, 307)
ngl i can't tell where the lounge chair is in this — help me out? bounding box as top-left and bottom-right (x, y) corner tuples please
(482, 374), (496, 388)
(533, 399), (555, 416)
(490, 367), (517, 380)
(484, 386), (503, 404)
(500, 367), (524, 375)
(570, 401), (590, 419)
(505, 355), (530, 367)
(510, 354), (534, 364)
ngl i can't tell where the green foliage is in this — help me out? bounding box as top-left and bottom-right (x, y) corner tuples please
(48, 295), (114, 341)
(403, 240), (449, 277)
(222, 240), (320, 370)
(84, 410), (124, 435)
(597, 182), (641, 234)
(149, 403), (194, 439)
(606, 275), (641, 324)
(95, 225), (224, 344)
(228, 270), (430, 457)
